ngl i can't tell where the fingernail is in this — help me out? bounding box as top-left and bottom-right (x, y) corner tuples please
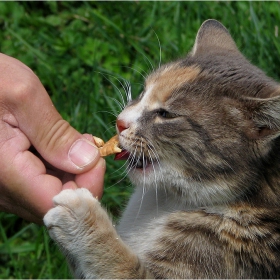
(68, 139), (99, 169)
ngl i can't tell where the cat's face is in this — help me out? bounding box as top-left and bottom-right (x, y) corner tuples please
(116, 20), (280, 206)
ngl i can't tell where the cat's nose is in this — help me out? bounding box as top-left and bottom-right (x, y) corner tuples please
(116, 119), (129, 134)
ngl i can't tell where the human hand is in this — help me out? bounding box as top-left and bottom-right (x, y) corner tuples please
(0, 53), (105, 224)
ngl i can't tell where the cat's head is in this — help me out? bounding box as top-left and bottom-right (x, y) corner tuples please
(116, 19), (280, 206)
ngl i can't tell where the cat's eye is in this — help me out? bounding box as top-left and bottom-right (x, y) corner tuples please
(157, 109), (178, 119)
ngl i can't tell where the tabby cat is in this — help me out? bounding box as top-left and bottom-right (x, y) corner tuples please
(44, 20), (280, 278)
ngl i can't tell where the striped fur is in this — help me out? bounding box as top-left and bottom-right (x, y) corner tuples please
(44, 20), (280, 278)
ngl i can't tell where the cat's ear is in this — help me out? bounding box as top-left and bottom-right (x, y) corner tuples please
(248, 95), (280, 139)
(192, 19), (239, 56)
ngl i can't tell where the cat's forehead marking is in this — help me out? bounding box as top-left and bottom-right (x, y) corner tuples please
(146, 65), (200, 103)
(118, 65), (200, 126)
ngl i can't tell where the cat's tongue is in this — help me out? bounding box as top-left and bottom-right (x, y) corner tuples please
(114, 150), (130, 161)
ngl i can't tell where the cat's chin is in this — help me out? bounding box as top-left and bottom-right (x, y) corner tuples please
(128, 172), (154, 189)
(131, 156), (154, 170)
(127, 161), (161, 188)
(130, 160), (157, 174)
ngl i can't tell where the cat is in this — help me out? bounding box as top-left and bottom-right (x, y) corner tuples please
(44, 19), (280, 278)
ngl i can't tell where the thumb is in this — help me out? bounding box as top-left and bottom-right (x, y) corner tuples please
(7, 73), (100, 174)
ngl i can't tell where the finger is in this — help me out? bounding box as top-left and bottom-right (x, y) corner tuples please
(0, 152), (64, 224)
(73, 158), (106, 199)
(0, 54), (100, 174)
(0, 119), (103, 224)
(0, 150), (105, 224)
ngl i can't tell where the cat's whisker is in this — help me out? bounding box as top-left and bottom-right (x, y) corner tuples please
(134, 176), (147, 224)
(103, 124), (117, 135)
(114, 77), (132, 108)
(153, 29), (162, 69)
(101, 140), (140, 188)
(96, 110), (119, 118)
(140, 51), (155, 73)
(106, 119), (118, 127)
(121, 65), (148, 82)
(135, 139), (147, 221)
(123, 79), (132, 103)
(107, 96), (125, 111)
(105, 140), (146, 188)
(91, 110), (117, 134)
(126, 152), (139, 174)
(146, 141), (161, 168)
(96, 71), (129, 109)
(108, 149), (134, 178)
(148, 149), (159, 215)
(103, 149), (135, 189)
(110, 162), (129, 178)
(125, 140), (141, 174)
(106, 170), (132, 190)
(145, 138), (167, 195)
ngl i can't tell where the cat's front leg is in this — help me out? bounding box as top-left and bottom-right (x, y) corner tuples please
(43, 188), (152, 279)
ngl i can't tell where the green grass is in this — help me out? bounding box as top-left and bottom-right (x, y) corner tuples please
(0, 1), (279, 278)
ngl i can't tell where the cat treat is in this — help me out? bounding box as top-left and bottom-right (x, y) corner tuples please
(93, 134), (122, 157)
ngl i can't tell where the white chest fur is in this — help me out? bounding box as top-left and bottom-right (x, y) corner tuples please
(117, 186), (190, 257)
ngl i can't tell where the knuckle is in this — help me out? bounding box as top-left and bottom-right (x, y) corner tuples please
(40, 119), (73, 153)
(9, 74), (39, 104)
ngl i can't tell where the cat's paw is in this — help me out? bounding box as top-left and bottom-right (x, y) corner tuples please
(43, 188), (101, 249)
(44, 189), (147, 279)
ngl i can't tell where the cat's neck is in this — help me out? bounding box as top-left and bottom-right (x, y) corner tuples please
(119, 166), (280, 229)
(118, 186), (186, 234)
(119, 178), (236, 230)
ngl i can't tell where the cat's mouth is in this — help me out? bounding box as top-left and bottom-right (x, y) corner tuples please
(114, 150), (130, 161)
(114, 149), (153, 169)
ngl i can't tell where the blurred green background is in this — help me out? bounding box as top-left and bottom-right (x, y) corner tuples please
(0, 1), (279, 278)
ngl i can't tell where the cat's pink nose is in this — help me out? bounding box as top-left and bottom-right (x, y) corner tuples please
(116, 119), (128, 133)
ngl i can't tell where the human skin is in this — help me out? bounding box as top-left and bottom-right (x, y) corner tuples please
(0, 53), (105, 224)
